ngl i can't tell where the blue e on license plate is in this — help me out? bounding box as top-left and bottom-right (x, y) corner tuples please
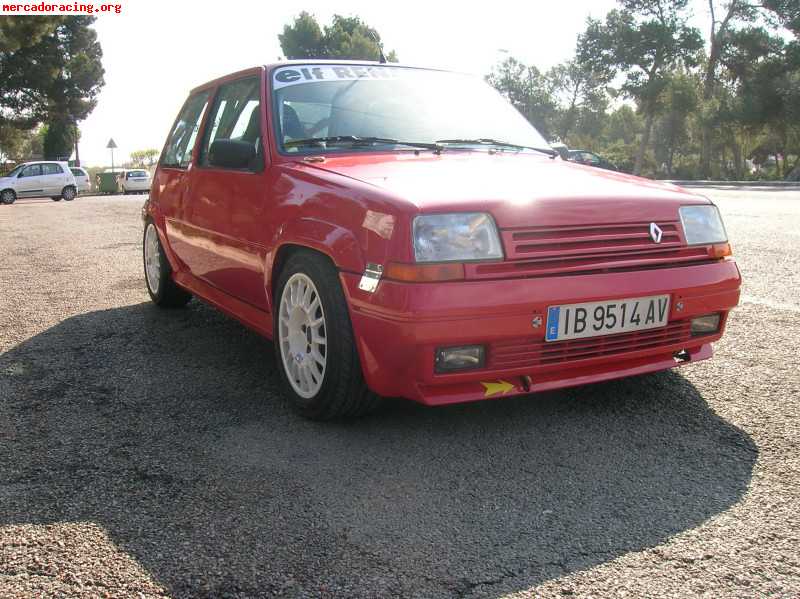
(545, 295), (671, 342)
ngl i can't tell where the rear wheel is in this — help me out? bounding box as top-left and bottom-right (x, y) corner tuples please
(274, 251), (379, 420)
(143, 220), (192, 308)
(1, 189), (16, 205)
(61, 186), (76, 201)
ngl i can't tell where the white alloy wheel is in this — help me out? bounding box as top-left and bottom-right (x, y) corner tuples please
(278, 272), (327, 399)
(144, 223), (161, 295)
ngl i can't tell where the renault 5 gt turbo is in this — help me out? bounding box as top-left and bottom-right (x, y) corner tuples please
(142, 61), (740, 419)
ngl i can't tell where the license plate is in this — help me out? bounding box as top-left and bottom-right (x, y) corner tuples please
(545, 295), (670, 342)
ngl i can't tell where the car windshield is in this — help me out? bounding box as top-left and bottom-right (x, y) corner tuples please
(4, 164), (25, 178)
(272, 64), (550, 154)
(129, 171), (147, 177)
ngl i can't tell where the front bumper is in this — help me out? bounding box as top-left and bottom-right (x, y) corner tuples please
(342, 259), (741, 406)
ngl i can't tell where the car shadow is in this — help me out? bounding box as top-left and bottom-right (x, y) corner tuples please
(0, 301), (757, 598)
(4, 197), (60, 205)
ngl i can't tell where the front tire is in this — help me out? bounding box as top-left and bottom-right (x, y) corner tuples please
(61, 186), (76, 201)
(1, 189), (16, 205)
(143, 220), (191, 308)
(274, 251), (378, 420)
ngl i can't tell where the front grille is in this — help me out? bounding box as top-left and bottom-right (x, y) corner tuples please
(488, 320), (692, 370)
(480, 222), (709, 277)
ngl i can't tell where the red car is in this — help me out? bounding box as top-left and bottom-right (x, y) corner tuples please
(142, 62), (740, 419)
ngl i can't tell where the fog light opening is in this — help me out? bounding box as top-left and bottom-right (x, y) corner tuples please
(435, 345), (485, 373)
(691, 313), (721, 337)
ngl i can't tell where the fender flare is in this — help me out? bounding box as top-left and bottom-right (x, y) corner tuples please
(265, 217), (365, 305)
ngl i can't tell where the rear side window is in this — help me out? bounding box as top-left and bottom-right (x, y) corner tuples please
(70, 168), (83, 176)
(199, 77), (263, 169)
(43, 163), (63, 175)
(162, 91), (210, 168)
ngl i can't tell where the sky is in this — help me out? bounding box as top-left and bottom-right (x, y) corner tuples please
(78, 0), (713, 166)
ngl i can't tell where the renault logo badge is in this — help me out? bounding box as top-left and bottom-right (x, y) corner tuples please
(649, 223), (663, 244)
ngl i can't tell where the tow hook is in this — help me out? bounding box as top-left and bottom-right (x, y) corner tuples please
(673, 349), (691, 363)
(520, 375), (533, 392)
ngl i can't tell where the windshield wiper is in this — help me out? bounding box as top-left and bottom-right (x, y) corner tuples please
(284, 136), (442, 152)
(435, 138), (558, 158)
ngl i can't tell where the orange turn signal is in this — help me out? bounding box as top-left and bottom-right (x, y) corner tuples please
(384, 262), (465, 282)
(708, 243), (732, 259)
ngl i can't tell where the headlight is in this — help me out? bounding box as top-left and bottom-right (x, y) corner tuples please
(413, 213), (503, 262)
(679, 205), (728, 245)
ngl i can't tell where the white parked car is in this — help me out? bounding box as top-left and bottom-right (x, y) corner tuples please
(70, 167), (92, 194)
(120, 169), (151, 194)
(0, 161), (78, 205)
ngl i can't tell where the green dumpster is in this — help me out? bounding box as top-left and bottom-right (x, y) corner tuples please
(97, 172), (119, 194)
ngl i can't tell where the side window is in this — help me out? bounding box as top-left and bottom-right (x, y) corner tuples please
(199, 77), (263, 169)
(43, 164), (63, 175)
(161, 91), (210, 168)
(21, 164), (42, 177)
(70, 168), (83, 177)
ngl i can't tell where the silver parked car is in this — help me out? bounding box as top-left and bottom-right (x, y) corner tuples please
(70, 166), (92, 194)
(0, 161), (78, 204)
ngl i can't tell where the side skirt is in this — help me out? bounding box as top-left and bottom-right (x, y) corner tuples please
(172, 270), (273, 339)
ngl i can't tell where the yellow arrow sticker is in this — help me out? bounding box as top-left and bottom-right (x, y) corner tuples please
(480, 380), (517, 398)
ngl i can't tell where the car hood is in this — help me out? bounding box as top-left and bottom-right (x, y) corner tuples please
(300, 152), (709, 228)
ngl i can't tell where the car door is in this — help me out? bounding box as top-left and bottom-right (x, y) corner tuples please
(42, 163), (67, 195)
(16, 164), (43, 196)
(156, 89), (212, 268)
(176, 75), (271, 310)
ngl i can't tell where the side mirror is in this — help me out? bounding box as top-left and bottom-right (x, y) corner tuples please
(208, 139), (256, 169)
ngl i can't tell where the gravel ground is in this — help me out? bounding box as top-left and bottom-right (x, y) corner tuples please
(0, 189), (798, 598)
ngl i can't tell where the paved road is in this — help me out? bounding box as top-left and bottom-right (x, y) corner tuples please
(0, 189), (798, 598)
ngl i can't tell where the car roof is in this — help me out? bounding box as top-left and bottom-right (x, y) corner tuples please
(190, 60), (454, 94)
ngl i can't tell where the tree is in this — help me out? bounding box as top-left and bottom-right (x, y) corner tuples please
(653, 70), (700, 176)
(130, 149), (160, 168)
(697, 0), (800, 178)
(548, 57), (610, 141)
(0, 125), (46, 163)
(581, 1), (703, 175)
(720, 24), (800, 178)
(279, 12), (398, 62)
(43, 118), (75, 160)
(0, 17), (104, 160)
(486, 57), (559, 139)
